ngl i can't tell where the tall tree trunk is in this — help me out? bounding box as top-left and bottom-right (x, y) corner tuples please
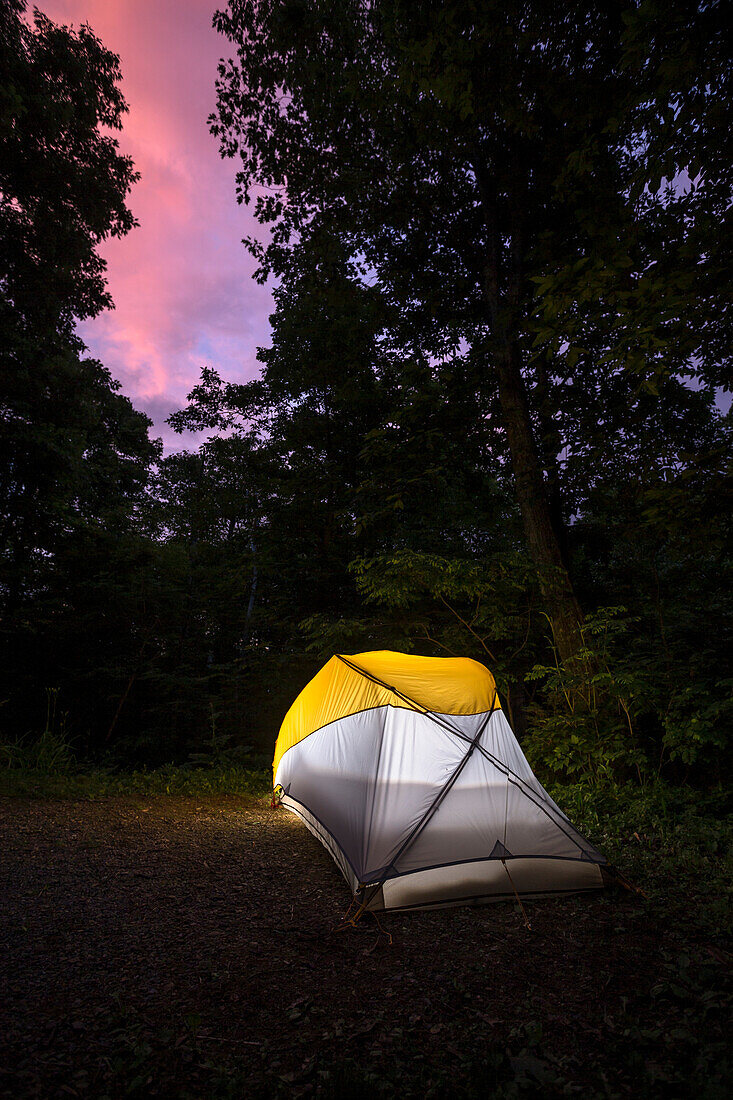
(533, 352), (572, 571)
(493, 338), (584, 663)
(474, 151), (584, 662)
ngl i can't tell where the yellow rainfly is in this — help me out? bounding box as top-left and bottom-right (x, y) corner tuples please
(273, 650), (498, 779)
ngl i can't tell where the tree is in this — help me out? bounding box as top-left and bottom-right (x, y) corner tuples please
(0, 2), (157, 743)
(169, 247), (394, 652)
(0, 1), (153, 599)
(211, 0), (731, 663)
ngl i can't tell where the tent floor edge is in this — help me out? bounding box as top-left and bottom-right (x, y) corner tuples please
(370, 855), (605, 911)
(374, 883), (606, 913)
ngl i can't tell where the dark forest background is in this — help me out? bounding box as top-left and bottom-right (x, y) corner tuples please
(1, 0), (731, 798)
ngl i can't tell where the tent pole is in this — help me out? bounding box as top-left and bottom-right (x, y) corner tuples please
(335, 655), (596, 861)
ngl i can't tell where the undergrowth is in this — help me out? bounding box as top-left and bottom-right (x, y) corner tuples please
(0, 762), (272, 799)
(0, 717), (272, 799)
(545, 778), (732, 936)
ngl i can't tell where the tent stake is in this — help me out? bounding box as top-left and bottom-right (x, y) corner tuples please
(603, 865), (648, 899)
(370, 908), (393, 946)
(501, 860), (532, 930)
(332, 895), (359, 932)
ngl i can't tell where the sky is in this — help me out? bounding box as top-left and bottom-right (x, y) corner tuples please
(30, 2), (732, 446)
(39, 0), (273, 450)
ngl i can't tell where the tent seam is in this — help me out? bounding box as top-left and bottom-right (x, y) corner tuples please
(275, 701), (492, 775)
(366, 851), (607, 883)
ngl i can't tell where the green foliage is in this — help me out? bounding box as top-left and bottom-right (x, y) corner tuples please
(300, 614), (407, 659)
(523, 607), (650, 783)
(0, 726), (73, 775)
(0, 761), (271, 799)
(350, 549), (540, 705)
(524, 584), (732, 786)
(0, 687), (271, 799)
(1, 8), (731, 1097)
(0, 1), (160, 759)
(0, 0), (154, 586)
(202, 0), (732, 784)
(0, 689), (75, 775)
(211, 0), (731, 665)
(547, 779), (732, 934)
(186, 706), (255, 768)
(663, 678), (733, 767)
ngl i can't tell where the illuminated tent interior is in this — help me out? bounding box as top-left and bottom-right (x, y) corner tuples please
(272, 651), (609, 913)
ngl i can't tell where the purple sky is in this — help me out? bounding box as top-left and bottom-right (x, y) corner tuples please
(31, 3), (733, 448)
(40, 0), (273, 450)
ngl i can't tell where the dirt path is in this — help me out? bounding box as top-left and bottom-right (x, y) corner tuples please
(0, 796), (719, 1098)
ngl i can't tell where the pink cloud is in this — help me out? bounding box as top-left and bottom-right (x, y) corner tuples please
(38, 0), (272, 449)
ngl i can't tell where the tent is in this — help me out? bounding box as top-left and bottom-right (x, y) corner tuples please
(272, 650), (608, 913)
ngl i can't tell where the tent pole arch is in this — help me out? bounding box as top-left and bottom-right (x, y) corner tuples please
(274, 651), (609, 913)
(336, 655), (597, 863)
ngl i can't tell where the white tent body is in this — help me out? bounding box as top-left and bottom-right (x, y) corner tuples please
(273, 652), (607, 912)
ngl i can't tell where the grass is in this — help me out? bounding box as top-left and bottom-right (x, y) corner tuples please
(0, 707), (274, 799)
(0, 721), (272, 798)
(0, 760), (272, 799)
